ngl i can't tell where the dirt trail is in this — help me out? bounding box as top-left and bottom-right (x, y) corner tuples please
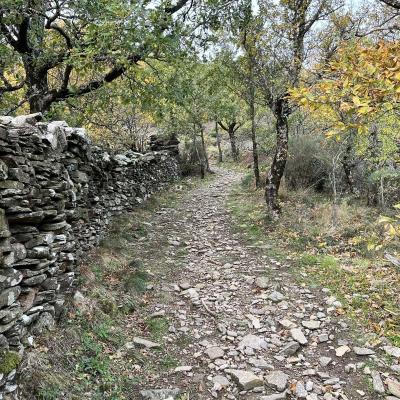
(133, 167), (393, 400)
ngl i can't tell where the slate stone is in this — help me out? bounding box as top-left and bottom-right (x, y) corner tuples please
(140, 388), (181, 400)
(0, 287), (21, 309)
(265, 371), (289, 392)
(225, 369), (263, 390)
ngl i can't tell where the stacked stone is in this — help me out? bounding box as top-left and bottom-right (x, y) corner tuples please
(149, 134), (180, 156)
(0, 114), (179, 396)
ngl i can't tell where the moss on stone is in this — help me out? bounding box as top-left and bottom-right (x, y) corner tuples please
(0, 351), (21, 374)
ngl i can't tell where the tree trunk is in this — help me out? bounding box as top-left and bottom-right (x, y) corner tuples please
(265, 98), (289, 218)
(341, 135), (355, 194)
(25, 66), (50, 113)
(379, 176), (385, 208)
(193, 131), (205, 179)
(21, 5), (51, 114)
(228, 125), (239, 162)
(200, 127), (211, 172)
(366, 124), (379, 206)
(215, 121), (223, 163)
(330, 153), (340, 228)
(249, 87), (260, 188)
(21, 46), (51, 113)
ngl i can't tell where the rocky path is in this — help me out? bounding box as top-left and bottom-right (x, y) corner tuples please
(135, 168), (400, 400)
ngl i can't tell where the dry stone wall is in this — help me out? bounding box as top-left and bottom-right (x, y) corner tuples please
(0, 113), (180, 395)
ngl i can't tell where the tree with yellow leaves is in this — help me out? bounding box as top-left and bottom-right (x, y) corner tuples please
(290, 40), (400, 142)
(290, 40), (400, 197)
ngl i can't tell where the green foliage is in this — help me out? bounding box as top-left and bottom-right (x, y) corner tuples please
(146, 317), (169, 340)
(206, 52), (247, 125)
(36, 384), (61, 400)
(123, 270), (150, 294)
(0, 0), (246, 115)
(285, 134), (332, 192)
(299, 254), (320, 267)
(290, 41), (400, 164)
(78, 353), (110, 378)
(0, 351), (21, 374)
(160, 354), (179, 369)
(179, 137), (207, 176)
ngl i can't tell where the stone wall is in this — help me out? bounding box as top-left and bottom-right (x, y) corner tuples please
(0, 114), (180, 395)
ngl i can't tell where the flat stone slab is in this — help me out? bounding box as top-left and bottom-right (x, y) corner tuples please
(248, 357), (274, 370)
(279, 319), (296, 329)
(290, 328), (308, 345)
(371, 371), (385, 394)
(205, 346), (224, 360)
(268, 291), (285, 303)
(225, 369), (263, 390)
(265, 370), (289, 392)
(279, 341), (300, 356)
(387, 379), (400, 398)
(255, 276), (269, 289)
(212, 375), (230, 388)
(319, 356), (332, 367)
(384, 346), (400, 358)
(238, 334), (267, 350)
(353, 347), (375, 356)
(174, 366), (192, 372)
(335, 345), (351, 357)
(260, 394), (287, 400)
(133, 337), (161, 349)
(140, 388), (181, 400)
(301, 320), (320, 330)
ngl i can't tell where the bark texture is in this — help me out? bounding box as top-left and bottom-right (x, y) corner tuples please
(218, 122), (240, 162)
(249, 86), (260, 188)
(215, 121), (223, 163)
(265, 98), (289, 218)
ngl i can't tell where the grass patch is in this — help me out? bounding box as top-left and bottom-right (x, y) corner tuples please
(0, 351), (21, 374)
(36, 384), (61, 400)
(160, 354), (179, 369)
(123, 269), (150, 294)
(146, 317), (169, 340)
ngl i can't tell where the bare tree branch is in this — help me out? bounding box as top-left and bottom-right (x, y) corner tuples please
(379, 0), (400, 9)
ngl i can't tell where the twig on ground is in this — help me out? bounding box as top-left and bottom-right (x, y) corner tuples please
(201, 298), (217, 317)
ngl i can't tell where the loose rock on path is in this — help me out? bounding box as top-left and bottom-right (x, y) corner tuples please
(135, 168), (400, 399)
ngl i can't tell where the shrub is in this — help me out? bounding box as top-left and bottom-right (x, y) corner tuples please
(285, 135), (330, 191)
(285, 135), (332, 192)
(179, 138), (207, 176)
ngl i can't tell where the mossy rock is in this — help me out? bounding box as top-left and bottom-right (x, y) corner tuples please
(0, 351), (21, 374)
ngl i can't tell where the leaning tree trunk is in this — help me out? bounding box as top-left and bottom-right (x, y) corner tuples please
(215, 121), (223, 163)
(265, 99), (289, 218)
(228, 126), (239, 162)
